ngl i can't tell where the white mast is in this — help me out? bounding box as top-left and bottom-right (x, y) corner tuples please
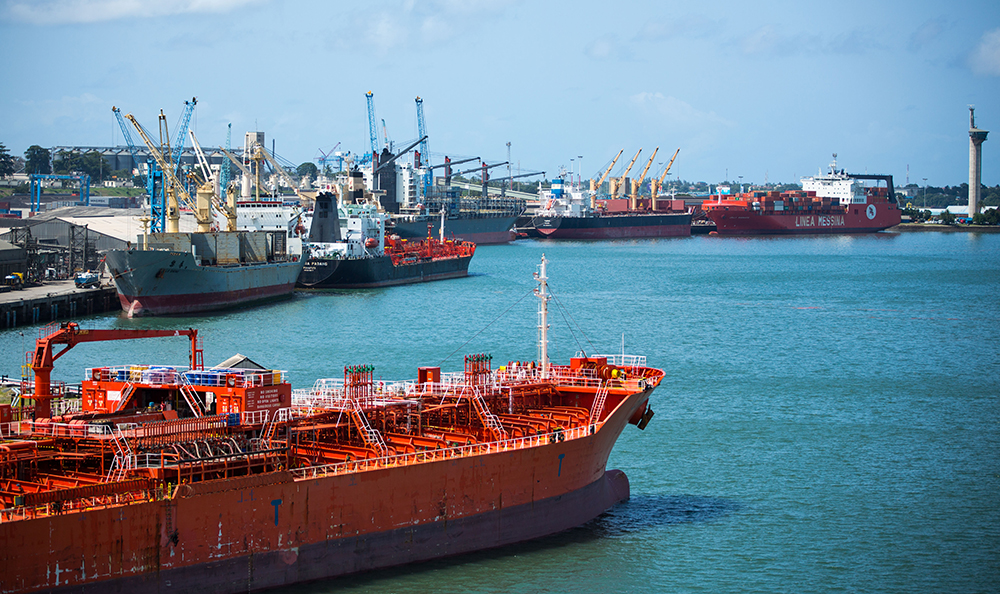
(534, 254), (550, 379)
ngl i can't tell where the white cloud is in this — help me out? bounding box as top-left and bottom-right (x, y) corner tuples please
(630, 92), (735, 129)
(328, 1), (519, 55)
(739, 24), (879, 57)
(969, 28), (1000, 77)
(585, 36), (616, 60)
(3, 0), (266, 25)
(908, 17), (947, 52)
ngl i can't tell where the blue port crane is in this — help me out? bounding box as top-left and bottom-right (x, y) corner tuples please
(315, 142), (341, 173)
(415, 96), (431, 198)
(169, 97), (197, 182)
(219, 123), (232, 201)
(112, 105), (165, 232)
(365, 91), (379, 156)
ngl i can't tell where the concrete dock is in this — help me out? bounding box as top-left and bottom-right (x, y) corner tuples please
(0, 281), (120, 328)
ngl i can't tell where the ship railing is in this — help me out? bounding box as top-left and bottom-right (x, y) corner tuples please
(181, 367), (288, 389)
(290, 421), (604, 481)
(241, 409), (270, 426)
(594, 354), (647, 370)
(87, 365), (189, 385)
(4, 419), (118, 438)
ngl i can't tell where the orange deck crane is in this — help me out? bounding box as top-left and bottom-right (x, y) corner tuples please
(651, 148), (681, 210)
(613, 148), (643, 198)
(28, 322), (202, 419)
(590, 149), (624, 209)
(630, 146), (660, 209)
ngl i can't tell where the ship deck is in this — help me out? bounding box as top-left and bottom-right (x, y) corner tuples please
(1, 356), (663, 525)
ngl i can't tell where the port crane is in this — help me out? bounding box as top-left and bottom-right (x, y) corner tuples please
(365, 91), (380, 156)
(168, 98), (197, 181)
(124, 111), (218, 232)
(630, 146), (659, 208)
(650, 148), (680, 206)
(590, 149), (624, 195)
(219, 123), (233, 203)
(28, 322), (202, 419)
(113, 106), (164, 232)
(613, 148), (642, 198)
(494, 170), (545, 196)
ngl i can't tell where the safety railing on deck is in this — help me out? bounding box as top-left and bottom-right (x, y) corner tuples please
(290, 421), (602, 481)
(84, 365), (287, 389)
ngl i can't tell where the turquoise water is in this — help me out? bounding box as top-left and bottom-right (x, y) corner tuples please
(2, 231), (998, 593)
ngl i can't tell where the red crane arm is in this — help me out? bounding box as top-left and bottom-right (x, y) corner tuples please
(29, 323), (202, 419)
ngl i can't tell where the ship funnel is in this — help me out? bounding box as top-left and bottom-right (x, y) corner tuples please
(551, 179), (564, 200)
(309, 192), (342, 242)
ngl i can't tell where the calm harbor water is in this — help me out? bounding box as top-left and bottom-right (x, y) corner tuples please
(2, 231), (998, 593)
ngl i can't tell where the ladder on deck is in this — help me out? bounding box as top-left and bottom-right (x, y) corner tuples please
(349, 401), (387, 455)
(262, 408), (291, 448)
(471, 388), (507, 440)
(114, 383), (136, 412)
(178, 381), (205, 417)
(107, 426), (134, 482)
(589, 381), (610, 424)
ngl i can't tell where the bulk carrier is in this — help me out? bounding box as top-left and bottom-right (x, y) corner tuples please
(104, 119), (305, 317)
(105, 231), (303, 316)
(531, 178), (691, 239)
(702, 157), (899, 235)
(0, 256), (663, 594)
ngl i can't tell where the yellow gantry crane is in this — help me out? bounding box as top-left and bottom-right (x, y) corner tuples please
(630, 146), (659, 209)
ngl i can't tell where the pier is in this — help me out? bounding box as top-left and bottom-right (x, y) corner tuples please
(0, 281), (119, 328)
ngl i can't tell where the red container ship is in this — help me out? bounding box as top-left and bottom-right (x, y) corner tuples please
(0, 257), (663, 594)
(702, 159), (899, 235)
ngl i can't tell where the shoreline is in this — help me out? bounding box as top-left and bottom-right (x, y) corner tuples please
(892, 223), (1000, 233)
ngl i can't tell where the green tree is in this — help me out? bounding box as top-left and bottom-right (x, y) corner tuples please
(24, 145), (51, 174)
(54, 150), (108, 181)
(297, 162), (318, 181)
(939, 210), (956, 225)
(0, 142), (15, 178)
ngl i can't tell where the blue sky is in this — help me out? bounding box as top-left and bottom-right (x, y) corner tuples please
(1, 0), (998, 187)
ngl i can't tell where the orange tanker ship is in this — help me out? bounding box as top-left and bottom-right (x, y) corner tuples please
(0, 256), (663, 594)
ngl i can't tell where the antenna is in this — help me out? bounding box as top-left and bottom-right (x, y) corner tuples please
(533, 255), (550, 379)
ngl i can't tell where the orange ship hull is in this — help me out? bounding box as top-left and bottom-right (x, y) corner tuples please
(1, 388), (652, 594)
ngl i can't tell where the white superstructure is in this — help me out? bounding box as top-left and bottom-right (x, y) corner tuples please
(801, 155), (867, 205)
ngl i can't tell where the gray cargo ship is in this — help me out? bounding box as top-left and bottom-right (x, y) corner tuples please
(106, 231), (304, 316)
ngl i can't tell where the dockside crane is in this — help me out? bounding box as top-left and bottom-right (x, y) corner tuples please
(124, 112), (213, 233)
(613, 148), (642, 198)
(426, 156), (479, 187)
(189, 130), (238, 230)
(494, 170), (545, 196)
(220, 123), (233, 203)
(113, 106), (165, 232)
(650, 148), (680, 209)
(630, 146), (659, 209)
(415, 96), (431, 198)
(169, 98), (197, 180)
(366, 92), (379, 157)
(254, 142), (312, 205)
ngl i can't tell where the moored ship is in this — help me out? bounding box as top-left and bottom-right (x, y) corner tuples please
(298, 192), (474, 289)
(531, 178), (692, 239)
(106, 232), (303, 316)
(0, 256), (663, 594)
(702, 157), (900, 235)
